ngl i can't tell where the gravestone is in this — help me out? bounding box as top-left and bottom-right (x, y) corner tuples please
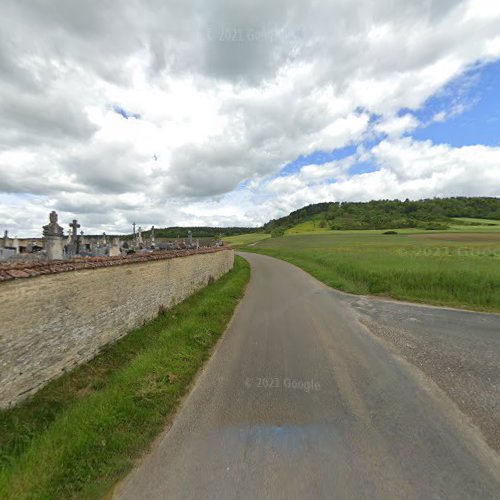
(0, 248), (15, 261)
(109, 237), (121, 257)
(151, 225), (156, 248)
(187, 230), (193, 248)
(43, 211), (64, 260)
(2, 230), (8, 248)
(12, 237), (19, 254)
(69, 219), (81, 255)
(79, 230), (89, 253)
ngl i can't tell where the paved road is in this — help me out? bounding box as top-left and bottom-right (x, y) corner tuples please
(116, 252), (500, 500)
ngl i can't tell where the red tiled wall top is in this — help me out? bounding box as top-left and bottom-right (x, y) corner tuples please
(0, 247), (230, 282)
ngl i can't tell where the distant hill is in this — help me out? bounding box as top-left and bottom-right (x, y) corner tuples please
(263, 197), (500, 233)
(140, 226), (256, 239)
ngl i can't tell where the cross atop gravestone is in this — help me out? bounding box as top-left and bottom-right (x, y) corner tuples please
(68, 219), (81, 256)
(69, 219), (80, 241)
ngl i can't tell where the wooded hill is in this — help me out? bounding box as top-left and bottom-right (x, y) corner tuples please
(263, 197), (500, 233)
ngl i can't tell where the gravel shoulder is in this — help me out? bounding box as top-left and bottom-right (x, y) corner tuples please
(340, 293), (500, 453)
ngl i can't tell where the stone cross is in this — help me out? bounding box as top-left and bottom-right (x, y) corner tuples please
(69, 219), (80, 240)
(68, 219), (80, 256)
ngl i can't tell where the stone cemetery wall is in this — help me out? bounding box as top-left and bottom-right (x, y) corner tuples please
(0, 248), (234, 408)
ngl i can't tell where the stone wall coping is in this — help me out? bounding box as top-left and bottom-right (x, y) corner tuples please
(0, 247), (231, 282)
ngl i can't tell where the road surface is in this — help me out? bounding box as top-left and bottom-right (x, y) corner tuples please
(116, 252), (500, 499)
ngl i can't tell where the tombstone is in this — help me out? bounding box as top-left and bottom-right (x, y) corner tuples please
(187, 230), (193, 248)
(137, 226), (143, 247)
(109, 237), (121, 257)
(196, 238), (200, 249)
(43, 211), (64, 260)
(66, 219), (81, 256)
(12, 237), (20, 254)
(151, 225), (156, 248)
(0, 248), (15, 261)
(2, 230), (8, 248)
(79, 230), (88, 253)
(101, 232), (107, 246)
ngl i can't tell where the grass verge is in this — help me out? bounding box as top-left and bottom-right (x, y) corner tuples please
(0, 255), (250, 500)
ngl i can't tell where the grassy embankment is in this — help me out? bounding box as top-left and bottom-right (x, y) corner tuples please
(0, 256), (250, 500)
(240, 231), (500, 312)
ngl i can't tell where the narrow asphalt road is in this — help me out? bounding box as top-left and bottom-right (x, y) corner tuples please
(116, 252), (500, 500)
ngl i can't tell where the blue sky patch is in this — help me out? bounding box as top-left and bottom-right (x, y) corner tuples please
(412, 60), (500, 147)
(348, 162), (378, 175)
(113, 105), (141, 120)
(279, 145), (357, 177)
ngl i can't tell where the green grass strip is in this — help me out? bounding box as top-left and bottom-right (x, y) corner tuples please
(0, 256), (250, 499)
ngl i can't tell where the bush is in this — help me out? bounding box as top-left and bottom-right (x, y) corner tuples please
(271, 228), (285, 238)
(424, 223), (449, 230)
(383, 230), (398, 235)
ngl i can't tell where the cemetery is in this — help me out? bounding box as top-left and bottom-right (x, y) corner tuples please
(0, 211), (216, 262)
(0, 211), (234, 408)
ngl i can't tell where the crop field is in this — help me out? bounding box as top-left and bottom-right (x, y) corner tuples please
(224, 232), (271, 246)
(242, 230), (500, 312)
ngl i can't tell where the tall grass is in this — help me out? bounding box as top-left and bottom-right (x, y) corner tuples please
(0, 256), (250, 500)
(247, 233), (500, 311)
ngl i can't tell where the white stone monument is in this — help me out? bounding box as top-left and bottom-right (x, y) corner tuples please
(109, 237), (121, 257)
(43, 211), (64, 260)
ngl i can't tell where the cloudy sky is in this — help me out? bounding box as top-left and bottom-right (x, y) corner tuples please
(1, 0), (500, 236)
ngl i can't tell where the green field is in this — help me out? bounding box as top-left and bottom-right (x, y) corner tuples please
(0, 257), (250, 500)
(244, 231), (500, 312)
(224, 232), (271, 246)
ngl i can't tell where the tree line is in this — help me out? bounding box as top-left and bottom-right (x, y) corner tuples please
(140, 226), (256, 239)
(263, 197), (500, 232)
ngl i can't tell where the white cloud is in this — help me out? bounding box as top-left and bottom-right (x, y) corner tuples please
(0, 0), (499, 235)
(374, 114), (419, 138)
